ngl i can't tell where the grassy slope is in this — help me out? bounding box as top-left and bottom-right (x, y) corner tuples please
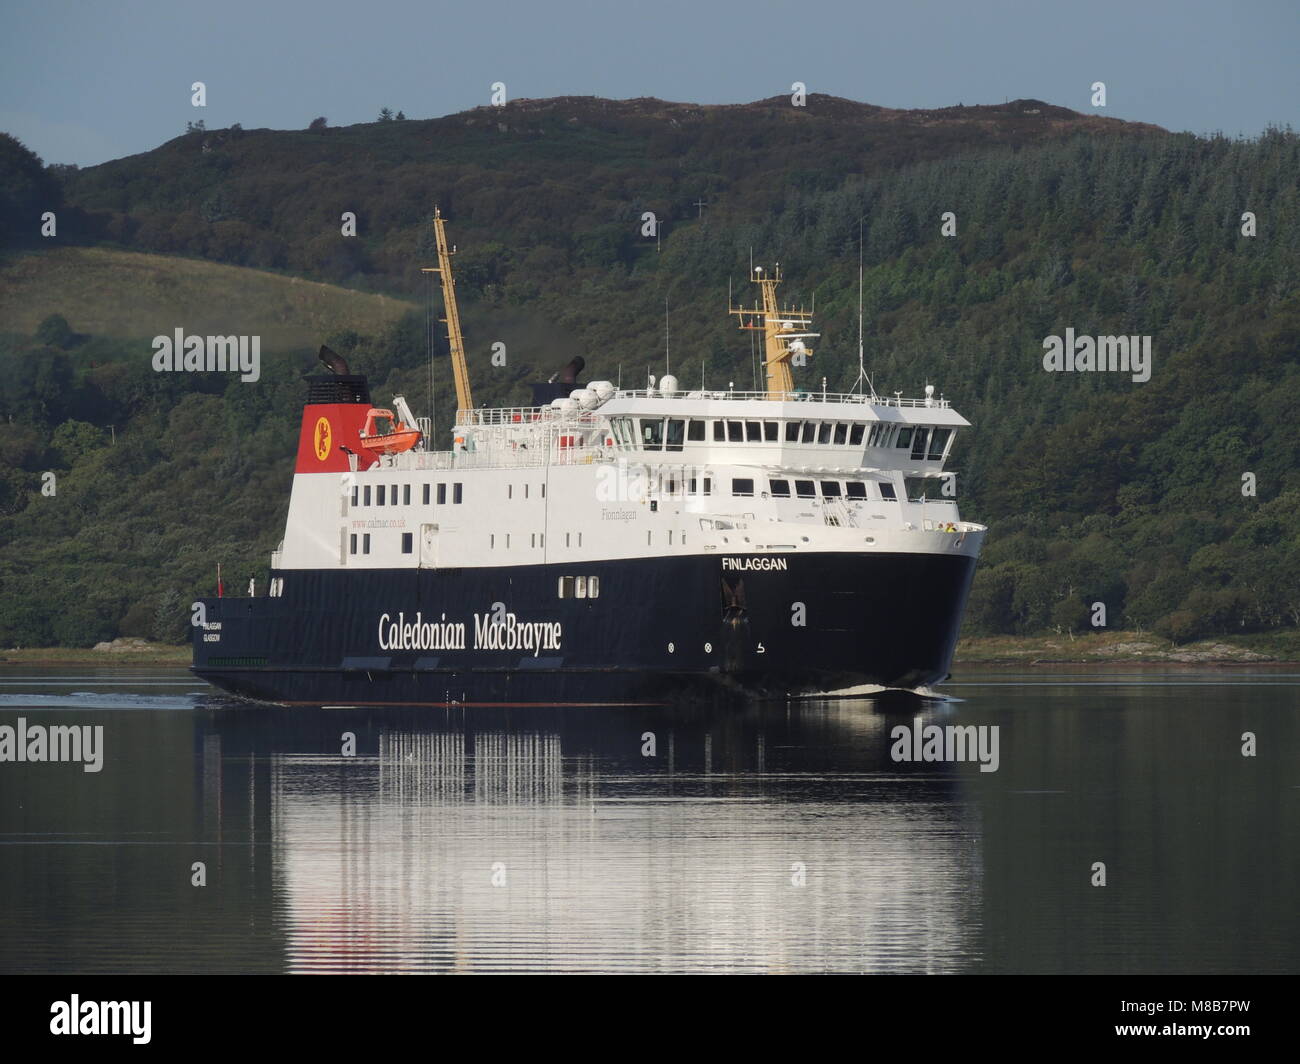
(0, 246), (416, 345)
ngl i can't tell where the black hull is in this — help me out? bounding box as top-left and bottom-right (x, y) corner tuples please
(192, 552), (978, 706)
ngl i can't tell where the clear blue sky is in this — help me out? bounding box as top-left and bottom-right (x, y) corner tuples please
(2, 0), (1297, 167)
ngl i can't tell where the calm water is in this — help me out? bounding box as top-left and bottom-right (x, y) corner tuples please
(0, 665), (1296, 974)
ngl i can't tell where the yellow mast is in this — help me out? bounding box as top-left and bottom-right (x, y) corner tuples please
(728, 265), (816, 398)
(422, 208), (473, 416)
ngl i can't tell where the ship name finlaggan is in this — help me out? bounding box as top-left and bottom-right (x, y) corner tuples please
(722, 557), (789, 571)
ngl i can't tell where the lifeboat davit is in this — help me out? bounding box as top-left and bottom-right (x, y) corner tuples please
(358, 408), (422, 455)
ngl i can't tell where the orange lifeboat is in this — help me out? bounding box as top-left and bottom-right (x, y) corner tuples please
(358, 408), (422, 455)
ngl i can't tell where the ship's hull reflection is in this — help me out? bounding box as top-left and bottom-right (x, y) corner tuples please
(200, 699), (983, 973)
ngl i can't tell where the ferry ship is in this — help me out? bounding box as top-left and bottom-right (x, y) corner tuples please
(192, 213), (986, 706)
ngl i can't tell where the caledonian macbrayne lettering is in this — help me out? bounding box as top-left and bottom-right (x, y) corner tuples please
(378, 609), (563, 656)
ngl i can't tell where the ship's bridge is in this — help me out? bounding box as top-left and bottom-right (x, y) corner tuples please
(596, 386), (969, 473)
(446, 383), (968, 475)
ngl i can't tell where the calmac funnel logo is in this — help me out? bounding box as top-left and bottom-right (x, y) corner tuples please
(314, 417), (332, 461)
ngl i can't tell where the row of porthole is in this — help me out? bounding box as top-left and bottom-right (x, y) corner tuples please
(667, 642), (712, 654)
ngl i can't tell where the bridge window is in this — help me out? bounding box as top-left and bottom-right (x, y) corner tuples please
(895, 427), (914, 449)
(878, 481), (897, 500)
(764, 421), (779, 441)
(713, 420), (725, 442)
(687, 420), (706, 442)
(817, 423), (833, 445)
(928, 427), (952, 460)
(911, 428), (930, 461)
(801, 421), (817, 444)
(795, 480), (816, 499)
(849, 424), (865, 446)
(640, 418), (664, 450)
(726, 421), (744, 442)
(769, 479), (791, 497)
(833, 423), (848, 445)
(666, 419), (686, 451)
(821, 481), (842, 497)
(846, 482), (867, 500)
(732, 478), (755, 497)
(745, 421), (761, 441)
(785, 421), (801, 442)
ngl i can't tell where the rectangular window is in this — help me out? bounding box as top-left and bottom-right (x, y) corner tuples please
(732, 478), (755, 497)
(525, 484), (530, 499)
(849, 424), (865, 446)
(508, 484), (513, 499)
(878, 481), (897, 500)
(703, 478), (712, 496)
(401, 532), (413, 554)
(437, 483), (446, 505)
(363, 533), (371, 554)
(558, 575), (574, 598)
(817, 423), (832, 445)
(640, 418), (664, 450)
(530, 533), (536, 548)
(868, 424), (880, 446)
(928, 427), (952, 461)
(821, 481), (842, 497)
(666, 419), (686, 451)
(801, 422), (817, 444)
(391, 484), (397, 503)
(833, 423), (848, 445)
(350, 533), (357, 554)
(764, 421), (779, 441)
(795, 479), (816, 499)
(895, 427), (914, 448)
(422, 483), (430, 505)
(785, 421), (801, 442)
(351, 486), (359, 507)
(712, 420), (725, 442)
(726, 421), (744, 442)
(576, 576), (587, 599)
(377, 485), (385, 506)
(403, 485), (411, 506)
(911, 428), (930, 461)
(453, 483), (463, 504)
(846, 482), (867, 500)
(364, 485), (371, 506)
(541, 483), (546, 498)
(589, 576), (600, 598)
(745, 421), (761, 442)
(491, 534), (495, 548)
(688, 478), (698, 494)
(687, 420), (706, 442)
(770, 479), (791, 498)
